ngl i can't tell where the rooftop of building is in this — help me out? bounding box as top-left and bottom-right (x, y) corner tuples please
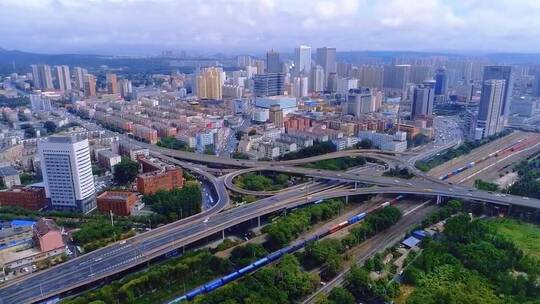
(0, 165), (18, 177)
(34, 218), (60, 237)
(98, 191), (137, 201)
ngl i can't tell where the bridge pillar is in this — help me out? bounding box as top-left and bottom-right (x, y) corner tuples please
(436, 195), (442, 205)
(222, 230), (225, 240)
(257, 216), (261, 228)
(346, 195), (349, 204)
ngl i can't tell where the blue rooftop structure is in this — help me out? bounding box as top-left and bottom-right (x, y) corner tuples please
(401, 236), (421, 248)
(10, 220), (36, 228)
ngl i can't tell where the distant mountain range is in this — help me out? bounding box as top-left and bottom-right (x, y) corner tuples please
(1, 47), (539, 75)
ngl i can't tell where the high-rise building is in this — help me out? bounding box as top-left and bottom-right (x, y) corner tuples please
(237, 55), (252, 69)
(38, 136), (96, 213)
(310, 65), (325, 93)
(54, 65), (72, 91)
(292, 76), (308, 98)
(409, 66), (430, 84)
(268, 104), (284, 128)
(534, 70), (540, 97)
(343, 88), (373, 116)
(358, 66), (384, 88)
(483, 66), (513, 116)
(253, 73), (285, 97)
(294, 45), (311, 76)
(73, 67), (88, 90)
(84, 74), (97, 97)
(383, 65), (411, 93)
(411, 84), (435, 120)
(30, 94), (52, 111)
(31, 65), (54, 90)
(477, 79), (506, 138)
(119, 79), (133, 99)
(196, 67), (223, 100)
(266, 49), (281, 74)
(316, 47), (336, 89)
(106, 73), (119, 94)
(434, 67), (448, 96)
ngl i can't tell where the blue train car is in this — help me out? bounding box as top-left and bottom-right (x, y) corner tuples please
(222, 272), (241, 283)
(252, 257), (269, 267)
(238, 264), (256, 275)
(267, 251), (284, 261)
(306, 235), (318, 243)
(186, 286), (205, 300)
(204, 279), (224, 292)
(347, 212), (366, 225)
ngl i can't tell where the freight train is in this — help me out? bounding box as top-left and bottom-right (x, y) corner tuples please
(169, 195), (405, 303)
(438, 138), (535, 181)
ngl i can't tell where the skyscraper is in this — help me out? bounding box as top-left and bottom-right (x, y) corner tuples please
(310, 65), (324, 93)
(294, 45), (311, 76)
(269, 104), (284, 128)
(434, 67), (448, 96)
(383, 65), (411, 93)
(409, 66), (430, 84)
(292, 76), (308, 98)
(316, 47), (336, 89)
(38, 136), (96, 213)
(73, 67), (88, 90)
(266, 50), (281, 73)
(358, 66), (384, 88)
(84, 74), (97, 97)
(253, 73), (285, 97)
(411, 84), (435, 120)
(196, 67), (223, 100)
(477, 79), (506, 138)
(343, 88), (373, 116)
(31, 64), (54, 90)
(534, 71), (540, 97)
(119, 79), (133, 99)
(54, 65), (72, 91)
(106, 73), (119, 94)
(483, 66), (513, 116)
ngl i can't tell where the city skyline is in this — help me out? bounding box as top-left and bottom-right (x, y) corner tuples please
(1, 0), (540, 55)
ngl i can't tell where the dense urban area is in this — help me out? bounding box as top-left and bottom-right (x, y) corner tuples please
(0, 32), (540, 304)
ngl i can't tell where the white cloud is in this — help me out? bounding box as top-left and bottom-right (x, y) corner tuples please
(0, 0), (538, 54)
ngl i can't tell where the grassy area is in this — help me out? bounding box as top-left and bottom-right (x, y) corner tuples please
(488, 218), (540, 259)
(233, 172), (302, 192)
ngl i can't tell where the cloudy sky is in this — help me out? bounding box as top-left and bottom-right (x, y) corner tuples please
(1, 0), (540, 55)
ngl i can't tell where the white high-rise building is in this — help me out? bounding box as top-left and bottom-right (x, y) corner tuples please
(30, 94), (52, 111)
(476, 79), (506, 138)
(38, 136), (96, 213)
(310, 65), (325, 92)
(294, 45), (311, 76)
(31, 64), (54, 90)
(54, 65), (72, 91)
(316, 47), (336, 90)
(73, 67), (88, 90)
(292, 76), (309, 98)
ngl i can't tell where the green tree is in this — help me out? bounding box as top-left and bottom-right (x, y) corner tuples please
(43, 121), (57, 133)
(113, 158), (139, 184)
(328, 287), (355, 304)
(357, 139), (373, 149)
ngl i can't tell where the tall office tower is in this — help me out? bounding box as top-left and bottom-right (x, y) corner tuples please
(337, 63), (353, 78)
(358, 66), (384, 88)
(106, 73), (119, 94)
(119, 79), (133, 99)
(327, 72), (338, 93)
(73, 67), (88, 90)
(434, 67), (448, 96)
(31, 65), (54, 90)
(411, 84), (435, 120)
(54, 65), (72, 91)
(534, 71), (540, 97)
(316, 47), (336, 88)
(253, 73), (285, 97)
(38, 136), (96, 213)
(292, 76), (308, 98)
(409, 66), (430, 84)
(310, 65), (325, 92)
(253, 60), (265, 75)
(266, 49), (281, 73)
(269, 104), (284, 128)
(343, 88), (373, 116)
(294, 45), (312, 76)
(483, 66), (513, 117)
(84, 74), (97, 98)
(237, 55), (251, 69)
(476, 79), (506, 138)
(196, 67), (223, 100)
(383, 64), (411, 93)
